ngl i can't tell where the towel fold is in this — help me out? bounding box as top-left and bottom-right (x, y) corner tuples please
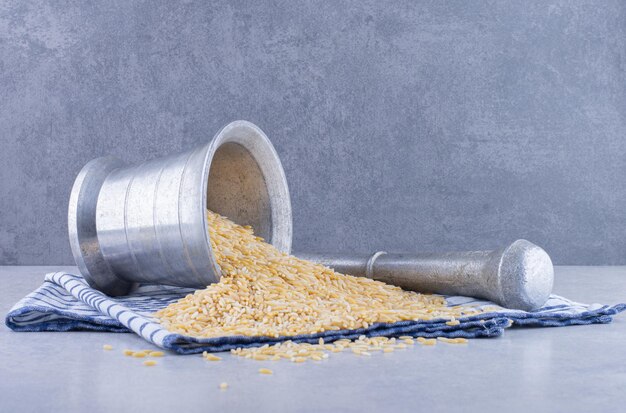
(6, 272), (625, 354)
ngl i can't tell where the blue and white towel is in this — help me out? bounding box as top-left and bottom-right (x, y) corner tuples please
(6, 272), (625, 354)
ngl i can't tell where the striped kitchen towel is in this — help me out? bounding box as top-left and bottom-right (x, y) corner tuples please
(5, 272), (625, 354)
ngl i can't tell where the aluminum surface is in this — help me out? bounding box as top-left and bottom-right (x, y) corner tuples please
(298, 239), (554, 310)
(68, 120), (293, 295)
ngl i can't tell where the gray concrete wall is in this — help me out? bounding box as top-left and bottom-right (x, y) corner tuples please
(1, 1), (625, 265)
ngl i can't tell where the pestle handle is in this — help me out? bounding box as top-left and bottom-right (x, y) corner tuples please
(297, 239), (554, 311)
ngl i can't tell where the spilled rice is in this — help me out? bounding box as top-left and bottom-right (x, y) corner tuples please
(156, 210), (477, 361)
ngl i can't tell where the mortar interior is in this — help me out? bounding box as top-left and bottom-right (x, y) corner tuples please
(206, 142), (273, 245)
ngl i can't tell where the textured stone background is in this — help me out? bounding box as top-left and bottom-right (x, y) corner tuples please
(1, 1), (625, 265)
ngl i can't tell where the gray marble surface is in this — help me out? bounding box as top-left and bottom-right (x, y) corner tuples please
(2, 1), (626, 266)
(1, 265), (625, 413)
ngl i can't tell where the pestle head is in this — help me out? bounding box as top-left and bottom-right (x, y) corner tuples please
(497, 239), (554, 311)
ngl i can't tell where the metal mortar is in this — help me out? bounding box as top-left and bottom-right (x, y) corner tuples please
(68, 120), (292, 296)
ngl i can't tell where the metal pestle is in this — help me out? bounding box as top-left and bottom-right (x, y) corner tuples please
(298, 239), (554, 311)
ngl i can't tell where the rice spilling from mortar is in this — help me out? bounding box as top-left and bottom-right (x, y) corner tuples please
(155, 210), (476, 338)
